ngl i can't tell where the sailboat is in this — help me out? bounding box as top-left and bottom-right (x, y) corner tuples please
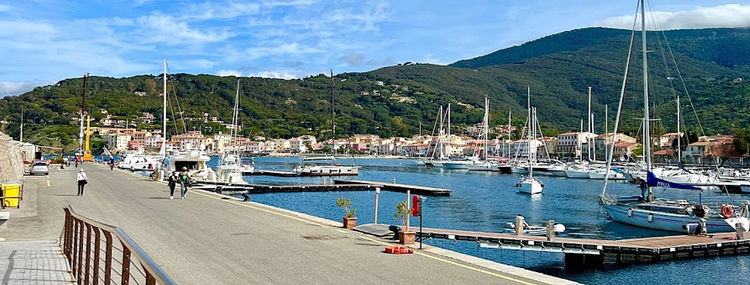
(161, 59), (217, 182)
(600, 0), (748, 233)
(294, 70), (358, 176)
(214, 79), (253, 185)
(468, 96), (498, 171)
(422, 104), (475, 169)
(515, 87), (543, 195)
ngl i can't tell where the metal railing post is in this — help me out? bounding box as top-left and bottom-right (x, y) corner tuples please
(85, 223), (92, 285)
(92, 226), (101, 285)
(144, 263), (155, 285)
(72, 220), (79, 277)
(77, 220), (84, 284)
(103, 231), (113, 284)
(121, 243), (131, 285)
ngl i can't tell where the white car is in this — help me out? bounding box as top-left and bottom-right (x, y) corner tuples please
(31, 161), (49, 176)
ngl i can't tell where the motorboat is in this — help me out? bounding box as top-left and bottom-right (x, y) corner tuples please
(164, 150), (216, 181)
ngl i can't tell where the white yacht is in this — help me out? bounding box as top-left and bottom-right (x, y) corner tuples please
(164, 150), (216, 181)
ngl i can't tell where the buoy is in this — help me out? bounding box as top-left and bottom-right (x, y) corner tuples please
(721, 205), (734, 219)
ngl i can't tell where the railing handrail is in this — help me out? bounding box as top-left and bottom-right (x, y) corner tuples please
(64, 205), (177, 285)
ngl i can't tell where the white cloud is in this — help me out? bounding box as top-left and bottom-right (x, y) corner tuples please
(340, 53), (364, 65)
(248, 71), (298, 79)
(598, 4), (750, 30)
(216, 69), (243, 77)
(135, 15), (233, 45)
(0, 4), (11, 12)
(0, 81), (37, 97)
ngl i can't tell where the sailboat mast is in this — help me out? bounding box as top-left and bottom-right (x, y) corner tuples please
(162, 59), (167, 158)
(592, 112), (596, 161)
(330, 70), (335, 158)
(676, 95), (681, 163)
(587, 86), (592, 161)
(78, 74), (87, 153)
(605, 105), (608, 162)
(579, 119), (583, 161)
(641, 0), (652, 172)
(483, 96), (489, 161)
(527, 87), (532, 178)
(19, 107), (23, 142)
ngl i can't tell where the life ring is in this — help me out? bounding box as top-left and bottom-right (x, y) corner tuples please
(721, 205), (734, 219)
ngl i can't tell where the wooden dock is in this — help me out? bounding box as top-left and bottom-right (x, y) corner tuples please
(194, 181), (378, 195)
(334, 179), (452, 196)
(417, 227), (750, 268)
(243, 170), (299, 177)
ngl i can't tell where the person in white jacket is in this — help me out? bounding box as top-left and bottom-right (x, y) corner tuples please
(77, 169), (88, 196)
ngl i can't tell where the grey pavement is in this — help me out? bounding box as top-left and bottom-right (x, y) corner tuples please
(2, 163), (574, 285)
(0, 240), (72, 284)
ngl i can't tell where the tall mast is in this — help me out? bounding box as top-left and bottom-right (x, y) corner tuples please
(78, 74), (88, 153)
(162, 59), (167, 158)
(233, 80), (240, 143)
(587, 86), (592, 161)
(605, 105), (608, 163)
(640, 0), (654, 201)
(330, 69), (335, 159)
(676, 95), (681, 164)
(527, 87), (532, 174)
(483, 95), (489, 161)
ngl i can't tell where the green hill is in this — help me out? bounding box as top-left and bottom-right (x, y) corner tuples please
(1, 27), (749, 152)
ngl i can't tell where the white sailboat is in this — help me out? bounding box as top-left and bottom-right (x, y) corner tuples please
(516, 87), (543, 195)
(468, 96), (499, 171)
(600, 0), (748, 233)
(161, 59), (217, 181)
(294, 70), (358, 176)
(215, 79), (252, 185)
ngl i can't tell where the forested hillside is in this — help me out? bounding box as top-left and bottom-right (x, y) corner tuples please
(1, 27), (749, 151)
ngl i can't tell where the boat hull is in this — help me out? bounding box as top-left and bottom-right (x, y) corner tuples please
(603, 204), (737, 233)
(517, 178), (543, 195)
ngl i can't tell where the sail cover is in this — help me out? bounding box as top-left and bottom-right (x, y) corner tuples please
(647, 171), (701, 190)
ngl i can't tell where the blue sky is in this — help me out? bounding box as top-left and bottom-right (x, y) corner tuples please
(1, 0), (749, 96)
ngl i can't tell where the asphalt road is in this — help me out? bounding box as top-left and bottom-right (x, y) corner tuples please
(8, 163), (569, 285)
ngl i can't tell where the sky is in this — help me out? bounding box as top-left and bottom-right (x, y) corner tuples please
(1, 0), (749, 96)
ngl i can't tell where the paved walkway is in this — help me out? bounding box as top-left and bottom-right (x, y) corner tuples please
(0, 240), (71, 284)
(1, 163), (575, 284)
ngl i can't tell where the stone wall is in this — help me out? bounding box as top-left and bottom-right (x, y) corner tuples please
(0, 132), (25, 183)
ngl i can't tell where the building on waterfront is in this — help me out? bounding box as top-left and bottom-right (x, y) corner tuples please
(556, 132), (597, 158)
(593, 133), (637, 159)
(107, 133), (131, 152)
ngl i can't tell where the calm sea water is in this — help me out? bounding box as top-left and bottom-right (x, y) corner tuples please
(209, 157), (750, 284)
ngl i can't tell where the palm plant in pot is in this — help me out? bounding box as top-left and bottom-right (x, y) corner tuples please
(336, 197), (358, 229)
(394, 201), (415, 245)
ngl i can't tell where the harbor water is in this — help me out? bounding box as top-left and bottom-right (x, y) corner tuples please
(211, 157), (750, 284)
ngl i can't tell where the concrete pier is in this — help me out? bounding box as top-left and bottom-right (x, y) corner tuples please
(0, 163), (575, 284)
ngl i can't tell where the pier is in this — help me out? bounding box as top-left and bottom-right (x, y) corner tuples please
(243, 169), (299, 177)
(334, 179), (452, 196)
(194, 182), (379, 195)
(417, 227), (750, 268)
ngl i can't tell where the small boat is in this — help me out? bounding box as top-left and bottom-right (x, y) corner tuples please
(503, 222), (565, 236)
(515, 88), (543, 195)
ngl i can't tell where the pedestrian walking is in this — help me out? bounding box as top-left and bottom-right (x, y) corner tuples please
(168, 171), (178, 199)
(179, 167), (191, 199)
(110, 159), (115, 171)
(77, 169), (88, 196)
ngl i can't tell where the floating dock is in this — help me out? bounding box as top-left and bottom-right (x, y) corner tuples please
(417, 227), (750, 268)
(334, 179), (451, 196)
(243, 170), (299, 177)
(194, 181), (377, 195)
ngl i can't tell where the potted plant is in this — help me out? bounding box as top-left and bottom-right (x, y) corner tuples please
(394, 201), (415, 245)
(336, 197), (358, 229)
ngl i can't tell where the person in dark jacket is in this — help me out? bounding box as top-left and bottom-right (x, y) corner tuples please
(167, 172), (178, 199)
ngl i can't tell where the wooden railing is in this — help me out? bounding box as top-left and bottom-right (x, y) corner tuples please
(61, 206), (176, 285)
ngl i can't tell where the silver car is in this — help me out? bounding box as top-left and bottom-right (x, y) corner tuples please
(31, 161), (49, 176)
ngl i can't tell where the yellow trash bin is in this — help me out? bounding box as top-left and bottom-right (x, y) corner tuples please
(2, 181), (23, 208)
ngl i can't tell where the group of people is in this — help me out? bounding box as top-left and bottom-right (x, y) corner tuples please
(75, 165), (192, 200)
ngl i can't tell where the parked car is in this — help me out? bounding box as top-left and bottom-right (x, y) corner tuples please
(31, 160), (49, 176)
